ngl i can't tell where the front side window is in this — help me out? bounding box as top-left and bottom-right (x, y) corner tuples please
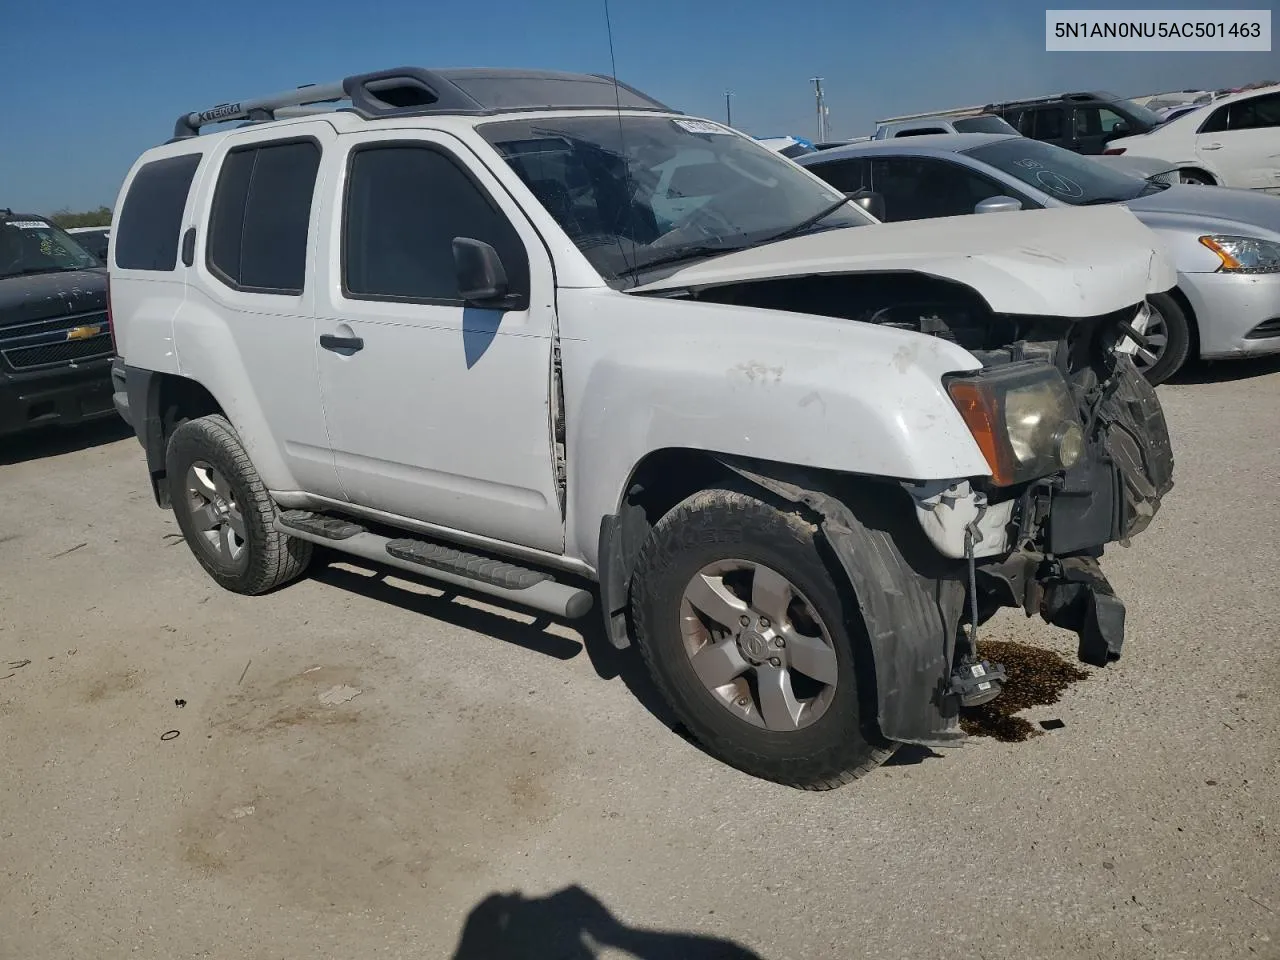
(342, 144), (529, 303)
(807, 157), (872, 194)
(869, 157), (1010, 221)
(207, 140), (320, 294)
(965, 137), (1163, 205)
(1227, 92), (1280, 130)
(0, 217), (99, 279)
(478, 115), (871, 285)
(114, 154), (201, 271)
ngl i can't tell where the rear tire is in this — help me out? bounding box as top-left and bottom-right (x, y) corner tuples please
(166, 414), (312, 594)
(630, 485), (895, 790)
(1139, 292), (1192, 386)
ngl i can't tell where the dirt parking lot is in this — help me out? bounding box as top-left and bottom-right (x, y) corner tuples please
(2, 359), (1278, 960)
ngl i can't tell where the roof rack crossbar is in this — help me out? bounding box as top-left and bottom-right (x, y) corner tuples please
(172, 66), (677, 139)
(174, 81), (348, 139)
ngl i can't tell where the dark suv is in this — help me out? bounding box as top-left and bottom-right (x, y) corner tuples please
(0, 211), (114, 436)
(989, 92), (1165, 155)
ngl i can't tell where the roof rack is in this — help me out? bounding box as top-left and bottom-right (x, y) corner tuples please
(875, 104), (990, 124)
(172, 66), (676, 139)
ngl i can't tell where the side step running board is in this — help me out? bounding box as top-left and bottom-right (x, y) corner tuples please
(274, 511), (593, 620)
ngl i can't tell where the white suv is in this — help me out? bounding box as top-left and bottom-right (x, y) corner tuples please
(109, 67), (1176, 789)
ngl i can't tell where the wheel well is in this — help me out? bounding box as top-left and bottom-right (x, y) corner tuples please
(1178, 166), (1217, 185)
(597, 448), (903, 650)
(145, 374), (225, 507)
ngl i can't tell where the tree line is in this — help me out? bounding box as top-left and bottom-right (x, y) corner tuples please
(49, 206), (112, 229)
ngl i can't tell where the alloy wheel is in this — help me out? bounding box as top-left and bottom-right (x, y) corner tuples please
(679, 559), (839, 731)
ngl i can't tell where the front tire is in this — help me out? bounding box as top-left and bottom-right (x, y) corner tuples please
(1137, 292), (1192, 385)
(1178, 169), (1214, 186)
(631, 485), (895, 790)
(166, 414), (312, 594)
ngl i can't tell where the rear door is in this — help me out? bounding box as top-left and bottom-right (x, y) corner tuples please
(1026, 107), (1073, 151)
(179, 123), (342, 498)
(1196, 92), (1280, 190)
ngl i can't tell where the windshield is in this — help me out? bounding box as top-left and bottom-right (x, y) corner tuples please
(0, 218), (100, 278)
(479, 115), (871, 284)
(952, 115), (1017, 134)
(964, 137), (1160, 204)
(1120, 99), (1167, 128)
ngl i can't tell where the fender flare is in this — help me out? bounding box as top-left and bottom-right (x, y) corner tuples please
(720, 459), (968, 745)
(598, 453), (969, 745)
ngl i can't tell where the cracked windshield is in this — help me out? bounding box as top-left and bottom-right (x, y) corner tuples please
(481, 115), (870, 284)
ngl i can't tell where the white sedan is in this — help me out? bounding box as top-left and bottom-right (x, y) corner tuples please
(1106, 84), (1280, 190)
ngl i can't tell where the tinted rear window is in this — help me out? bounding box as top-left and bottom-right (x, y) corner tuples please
(207, 139), (320, 294)
(114, 154), (201, 271)
(953, 115), (1015, 134)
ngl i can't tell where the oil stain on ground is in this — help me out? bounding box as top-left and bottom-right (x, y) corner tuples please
(961, 640), (1090, 742)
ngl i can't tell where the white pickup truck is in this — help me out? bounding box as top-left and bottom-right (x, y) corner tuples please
(108, 67), (1175, 789)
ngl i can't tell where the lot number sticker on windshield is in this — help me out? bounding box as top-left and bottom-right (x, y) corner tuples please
(672, 119), (732, 135)
(4, 221), (51, 230)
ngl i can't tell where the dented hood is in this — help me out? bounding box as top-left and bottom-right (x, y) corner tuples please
(630, 205), (1177, 317)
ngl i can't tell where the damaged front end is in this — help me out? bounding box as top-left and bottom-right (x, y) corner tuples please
(909, 303), (1175, 675)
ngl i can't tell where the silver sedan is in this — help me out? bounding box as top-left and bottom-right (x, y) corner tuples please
(798, 133), (1280, 384)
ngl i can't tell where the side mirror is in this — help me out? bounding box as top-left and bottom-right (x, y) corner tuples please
(1111, 122), (1131, 137)
(453, 237), (511, 305)
(844, 190), (886, 221)
(974, 195), (1023, 215)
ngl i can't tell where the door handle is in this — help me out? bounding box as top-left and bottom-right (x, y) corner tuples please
(1202, 142), (1224, 150)
(319, 334), (364, 354)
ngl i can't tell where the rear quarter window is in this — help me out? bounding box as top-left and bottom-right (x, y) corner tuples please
(114, 154), (201, 271)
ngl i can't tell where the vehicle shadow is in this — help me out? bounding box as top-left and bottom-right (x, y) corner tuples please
(308, 560), (686, 732)
(0, 418), (132, 466)
(1169, 354), (1280, 384)
(449, 885), (765, 959)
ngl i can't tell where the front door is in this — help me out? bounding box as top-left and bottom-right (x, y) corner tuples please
(312, 131), (565, 554)
(1197, 92), (1280, 190)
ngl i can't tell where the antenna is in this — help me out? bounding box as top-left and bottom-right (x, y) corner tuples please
(724, 90), (734, 127)
(602, 0), (637, 280)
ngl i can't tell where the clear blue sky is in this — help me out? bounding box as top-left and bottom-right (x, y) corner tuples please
(2, 0), (1274, 212)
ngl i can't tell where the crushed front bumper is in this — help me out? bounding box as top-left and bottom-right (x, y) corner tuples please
(916, 355), (1174, 668)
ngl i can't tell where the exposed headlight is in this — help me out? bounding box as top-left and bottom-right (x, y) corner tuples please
(1199, 235), (1280, 274)
(946, 362), (1083, 486)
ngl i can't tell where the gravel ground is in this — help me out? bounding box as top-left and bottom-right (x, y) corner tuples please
(1, 358), (1277, 960)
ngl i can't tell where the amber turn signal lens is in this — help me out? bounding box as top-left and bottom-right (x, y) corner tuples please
(946, 379), (1016, 485)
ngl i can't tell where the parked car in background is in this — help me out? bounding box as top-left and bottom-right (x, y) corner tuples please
(799, 134), (1280, 383)
(989, 92), (1166, 154)
(755, 135), (817, 158)
(111, 65), (1176, 789)
(0, 210), (114, 435)
(1105, 85), (1280, 190)
(66, 225), (111, 263)
(1142, 90), (1215, 113)
(873, 114), (1017, 139)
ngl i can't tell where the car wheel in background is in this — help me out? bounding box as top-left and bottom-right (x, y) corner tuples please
(1178, 169), (1215, 185)
(1136, 292), (1192, 385)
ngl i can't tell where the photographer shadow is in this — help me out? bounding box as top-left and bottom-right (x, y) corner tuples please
(450, 885), (764, 959)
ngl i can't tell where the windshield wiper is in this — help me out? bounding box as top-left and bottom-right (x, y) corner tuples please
(752, 197), (856, 246)
(620, 242), (749, 279)
(1077, 196), (1131, 206)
